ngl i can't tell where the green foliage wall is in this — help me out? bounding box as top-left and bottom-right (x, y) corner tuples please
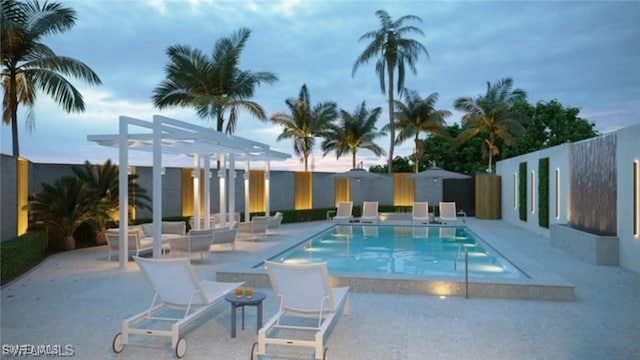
(519, 162), (527, 221)
(538, 158), (550, 228)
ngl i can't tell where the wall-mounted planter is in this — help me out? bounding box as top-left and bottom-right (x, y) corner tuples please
(475, 174), (501, 219)
(550, 224), (619, 266)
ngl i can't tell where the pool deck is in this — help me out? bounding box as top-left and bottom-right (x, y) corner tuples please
(1, 219), (639, 359)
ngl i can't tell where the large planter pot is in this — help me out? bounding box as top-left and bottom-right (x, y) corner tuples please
(95, 229), (107, 246)
(62, 236), (76, 251)
(475, 174), (501, 219)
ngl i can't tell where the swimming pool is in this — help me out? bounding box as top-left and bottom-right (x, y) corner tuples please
(269, 225), (523, 279)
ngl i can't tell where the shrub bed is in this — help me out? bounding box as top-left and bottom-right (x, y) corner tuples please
(1, 231), (48, 285)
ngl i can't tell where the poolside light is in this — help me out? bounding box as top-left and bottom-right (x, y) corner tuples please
(439, 296), (447, 300)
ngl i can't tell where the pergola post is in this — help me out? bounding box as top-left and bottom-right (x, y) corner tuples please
(118, 116), (129, 269)
(265, 160), (271, 216)
(244, 161), (250, 222)
(219, 153), (227, 227)
(228, 154), (236, 220)
(152, 116), (163, 258)
(203, 154), (211, 229)
(193, 153), (201, 230)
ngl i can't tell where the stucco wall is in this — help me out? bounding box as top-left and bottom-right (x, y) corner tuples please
(616, 124), (640, 273)
(496, 143), (571, 237)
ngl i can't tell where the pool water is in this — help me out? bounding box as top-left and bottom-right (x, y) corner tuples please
(270, 225), (523, 279)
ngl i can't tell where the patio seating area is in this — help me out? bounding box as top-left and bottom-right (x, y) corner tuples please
(2, 220), (639, 359)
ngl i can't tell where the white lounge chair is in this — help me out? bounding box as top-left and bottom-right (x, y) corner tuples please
(331, 202), (353, 223)
(359, 201), (379, 223)
(439, 202), (462, 224)
(412, 202), (430, 224)
(211, 227), (237, 251)
(112, 257), (243, 358)
(105, 228), (153, 261)
(252, 261), (350, 360)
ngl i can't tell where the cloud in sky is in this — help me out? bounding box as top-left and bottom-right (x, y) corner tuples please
(1, 0), (639, 171)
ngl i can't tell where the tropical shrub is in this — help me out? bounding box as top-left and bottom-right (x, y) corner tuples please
(1, 231), (47, 285)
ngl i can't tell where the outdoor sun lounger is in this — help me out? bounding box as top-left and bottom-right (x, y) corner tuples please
(358, 201), (379, 223)
(412, 202), (430, 224)
(331, 201), (353, 223)
(439, 202), (461, 224)
(112, 257), (243, 358)
(252, 261), (350, 360)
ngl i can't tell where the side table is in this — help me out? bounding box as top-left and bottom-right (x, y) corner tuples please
(224, 292), (266, 338)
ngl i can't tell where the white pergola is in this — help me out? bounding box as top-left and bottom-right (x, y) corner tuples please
(87, 115), (290, 269)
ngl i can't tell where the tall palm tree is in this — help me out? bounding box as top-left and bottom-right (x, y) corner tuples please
(271, 84), (337, 171)
(72, 160), (150, 244)
(1, 0), (102, 157)
(353, 9), (428, 173)
(28, 176), (93, 250)
(153, 28), (277, 133)
(454, 77), (527, 172)
(321, 101), (385, 169)
(393, 90), (450, 173)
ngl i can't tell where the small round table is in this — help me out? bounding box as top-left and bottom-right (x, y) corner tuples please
(224, 292), (266, 338)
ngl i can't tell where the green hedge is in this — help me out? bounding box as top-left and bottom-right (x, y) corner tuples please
(1, 231), (48, 285)
(519, 162), (527, 222)
(538, 158), (550, 228)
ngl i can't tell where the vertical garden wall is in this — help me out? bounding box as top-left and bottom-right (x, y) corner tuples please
(519, 162), (527, 221)
(538, 157), (549, 228)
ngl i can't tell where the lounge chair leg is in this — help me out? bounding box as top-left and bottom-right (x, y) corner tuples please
(343, 296), (350, 316)
(314, 332), (324, 360)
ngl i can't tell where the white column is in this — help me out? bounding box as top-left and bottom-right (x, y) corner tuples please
(228, 154), (236, 220)
(203, 154), (211, 229)
(118, 116), (129, 269)
(152, 117), (163, 258)
(244, 161), (250, 222)
(265, 160), (271, 216)
(193, 153), (200, 230)
(219, 153), (227, 227)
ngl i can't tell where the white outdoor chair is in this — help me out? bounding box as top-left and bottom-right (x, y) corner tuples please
(105, 228), (153, 261)
(266, 212), (283, 235)
(359, 201), (379, 223)
(439, 202), (462, 224)
(210, 227), (237, 251)
(330, 202), (353, 223)
(169, 229), (214, 262)
(238, 217), (269, 241)
(112, 257), (243, 358)
(252, 261), (350, 360)
(412, 202), (430, 224)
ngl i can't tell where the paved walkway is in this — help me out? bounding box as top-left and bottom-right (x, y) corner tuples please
(1, 220), (639, 359)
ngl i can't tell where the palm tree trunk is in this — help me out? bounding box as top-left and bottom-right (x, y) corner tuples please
(488, 151), (493, 173)
(352, 151), (356, 169)
(386, 67), (395, 174)
(414, 136), (420, 173)
(9, 70), (20, 157)
(304, 154), (308, 172)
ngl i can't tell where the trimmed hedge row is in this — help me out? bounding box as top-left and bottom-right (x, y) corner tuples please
(519, 162), (527, 222)
(538, 158), (550, 228)
(1, 231), (48, 285)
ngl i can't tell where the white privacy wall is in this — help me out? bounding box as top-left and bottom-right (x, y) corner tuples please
(496, 143), (571, 237)
(616, 124), (640, 273)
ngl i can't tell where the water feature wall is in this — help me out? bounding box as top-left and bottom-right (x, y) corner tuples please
(569, 134), (617, 235)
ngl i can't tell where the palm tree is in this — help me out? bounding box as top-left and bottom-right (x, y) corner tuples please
(72, 160), (150, 245)
(28, 176), (93, 250)
(353, 9), (428, 173)
(1, 0), (102, 157)
(271, 84), (337, 171)
(153, 28), (277, 133)
(454, 77), (527, 172)
(321, 101), (385, 169)
(393, 90), (450, 173)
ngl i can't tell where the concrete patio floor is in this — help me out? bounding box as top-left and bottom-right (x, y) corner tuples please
(1, 220), (639, 359)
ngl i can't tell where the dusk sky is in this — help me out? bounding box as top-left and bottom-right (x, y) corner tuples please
(1, 0), (639, 171)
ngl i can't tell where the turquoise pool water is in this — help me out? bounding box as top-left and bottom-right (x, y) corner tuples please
(270, 225), (523, 279)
